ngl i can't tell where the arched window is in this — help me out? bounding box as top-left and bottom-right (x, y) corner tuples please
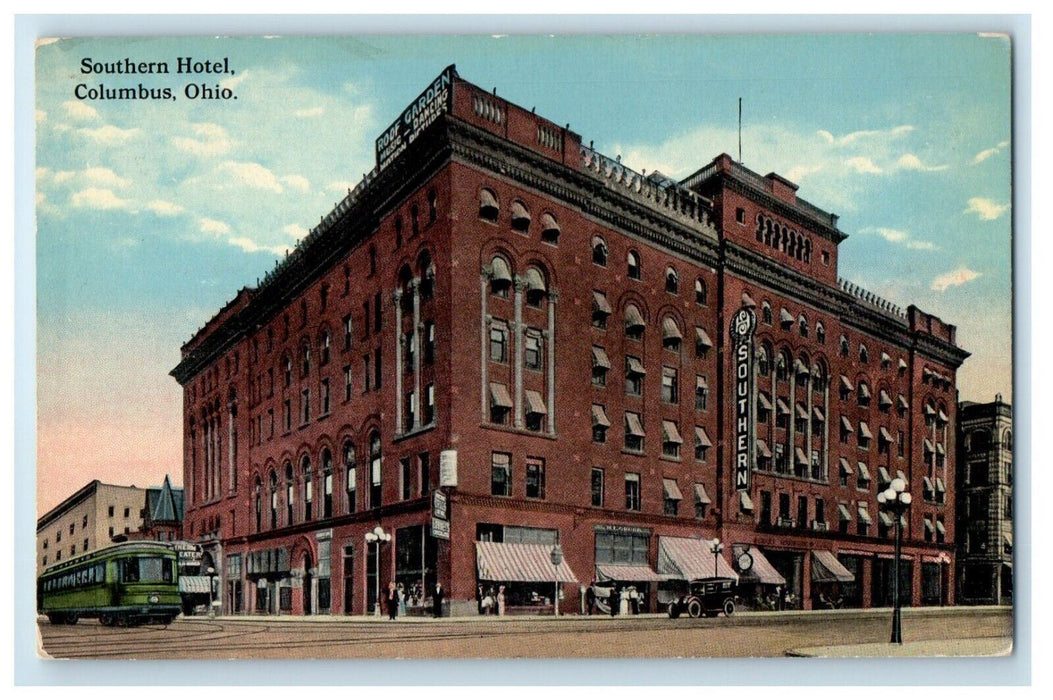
(398, 265), (414, 313)
(840, 335), (850, 358)
(627, 251), (641, 280)
(301, 342), (311, 377)
(489, 256), (512, 298)
(302, 455), (313, 521)
(321, 448), (333, 519)
(1004, 430), (1013, 452)
(592, 236), (608, 267)
(344, 440), (357, 514)
(540, 213), (560, 245)
(319, 329), (331, 365)
(816, 323), (825, 345)
(418, 250), (435, 300)
(858, 381), (871, 407)
(269, 471), (278, 529)
(695, 278), (707, 306)
(369, 430), (382, 508)
(282, 354), (292, 387)
(798, 315), (808, 338)
(479, 188), (498, 222)
(624, 303), (645, 341)
(285, 461), (294, 525)
(665, 267), (679, 295)
(859, 344), (869, 364)
(524, 267), (548, 308)
(661, 315), (682, 353)
(757, 344), (770, 376)
(776, 351), (790, 382)
(511, 200), (531, 233)
(762, 302), (773, 326)
(427, 189), (438, 223)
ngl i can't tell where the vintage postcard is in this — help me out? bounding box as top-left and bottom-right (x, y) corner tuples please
(32, 31), (1015, 665)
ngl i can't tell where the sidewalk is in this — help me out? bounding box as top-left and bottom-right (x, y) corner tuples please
(786, 637), (1013, 657)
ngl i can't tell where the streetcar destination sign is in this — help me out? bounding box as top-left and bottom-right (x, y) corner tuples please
(730, 306), (757, 491)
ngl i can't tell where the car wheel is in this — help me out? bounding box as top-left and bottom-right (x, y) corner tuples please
(667, 602), (680, 619)
(46, 613), (61, 625)
(687, 598), (703, 619)
(65, 613), (79, 625)
(99, 613), (114, 627)
(723, 598), (736, 617)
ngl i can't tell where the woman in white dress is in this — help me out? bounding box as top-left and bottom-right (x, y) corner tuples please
(619, 587), (630, 615)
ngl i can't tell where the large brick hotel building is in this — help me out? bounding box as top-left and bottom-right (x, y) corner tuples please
(171, 66), (967, 616)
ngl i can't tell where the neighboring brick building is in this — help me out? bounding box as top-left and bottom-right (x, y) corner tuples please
(36, 477), (184, 572)
(956, 396), (1013, 605)
(170, 66), (967, 616)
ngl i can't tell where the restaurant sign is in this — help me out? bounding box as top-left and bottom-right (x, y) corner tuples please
(375, 65), (457, 172)
(730, 306), (757, 491)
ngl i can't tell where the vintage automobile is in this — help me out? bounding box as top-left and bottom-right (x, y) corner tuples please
(666, 577), (737, 619)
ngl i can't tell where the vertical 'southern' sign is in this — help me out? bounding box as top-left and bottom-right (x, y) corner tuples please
(730, 306), (757, 492)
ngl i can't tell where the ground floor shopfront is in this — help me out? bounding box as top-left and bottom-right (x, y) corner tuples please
(958, 559), (1013, 606)
(200, 492), (955, 616)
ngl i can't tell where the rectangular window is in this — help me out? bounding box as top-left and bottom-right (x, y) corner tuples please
(108, 506), (114, 517)
(624, 411), (644, 453)
(419, 452), (430, 495)
(423, 383), (435, 425)
(374, 348), (382, 390)
(404, 331), (415, 373)
(405, 391), (416, 430)
(301, 388), (311, 424)
(424, 321), (436, 365)
(625, 356), (644, 396)
(797, 496), (808, 529)
(283, 399), (291, 431)
(363, 354), (371, 392)
(320, 379), (330, 415)
(363, 300), (371, 338)
(525, 458), (545, 499)
(525, 331), (543, 371)
(661, 366), (679, 404)
(490, 325), (508, 364)
(592, 346), (609, 387)
(695, 376), (708, 411)
(591, 468), (604, 507)
(374, 291), (382, 332)
(344, 365), (352, 401)
(491, 452), (511, 497)
(400, 457), (412, 501)
(625, 473), (641, 511)
(343, 314), (353, 349)
(760, 491), (772, 526)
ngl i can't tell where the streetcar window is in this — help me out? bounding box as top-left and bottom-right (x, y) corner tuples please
(123, 556), (174, 583)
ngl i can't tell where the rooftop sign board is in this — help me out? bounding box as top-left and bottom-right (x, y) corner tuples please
(375, 65), (457, 172)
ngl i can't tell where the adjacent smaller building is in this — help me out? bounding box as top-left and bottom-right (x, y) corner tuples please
(956, 396), (1013, 605)
(36, 477), (184, 573)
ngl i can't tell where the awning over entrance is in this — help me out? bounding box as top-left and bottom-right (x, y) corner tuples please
(595, 563), (663, 583)
(657, 537), (738, 581)
(811, 550), (856, 583)
(179, 575), (212, 594)
(475, 541), (578, 583)
(733, 546), (786, 586)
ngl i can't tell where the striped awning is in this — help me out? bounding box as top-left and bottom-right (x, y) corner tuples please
(780, 308), (794, 324)
(841, 416), (854, 432)
(662, 317), (683, 341)
(624, 304), (646, 331)
(663, 478), (684, 501)
(813, 406), (825, 422)
(758, 392), (773, 411)
(490, 256), (512, 283)
(625, 412), (646, 437)
(592, 346), (611, 369)
(476, 541), (578, 583)
(695, 426), (712, 448)
(178, 575), (212, 594)
(592, 291), (612, 316)
(657, 537), (738, 582)
(879, 390), (893, 407)
(626, 356), (647, 376)
(859, 422), (873, 439)
(695, 327), (713, 349)
(898, 395), (909, 411)
(857, 505), (873, 525)
(757, 439), (772, 458)
(662, 420), (683, 444)
(595, 563), (662, 583)
(524, 390), (547, 415)
(694, 483), (712, 505)
(540, 212), (560, 236)
(592, 404), (611, 428)
(489, 382), (513, 408)
(811, 550), (856, 584)
(733, 545), (786, 586)
(510, 200), (531, 225)
(838, 503), (853, 522)
(840, 458), (853, 476)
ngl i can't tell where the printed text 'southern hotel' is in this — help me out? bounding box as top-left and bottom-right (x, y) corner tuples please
(171, 67), (967, 616)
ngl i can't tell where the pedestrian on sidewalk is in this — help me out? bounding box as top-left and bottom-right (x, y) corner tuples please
(497, 585), (506, 616)
(386, 582), (400, 620)
(432, 582), (445, 618)
(585, 582), (596, 615)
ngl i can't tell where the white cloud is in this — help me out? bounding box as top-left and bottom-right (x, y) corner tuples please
(199, 217), (232, 235)
(326, 180), (354, 194)
(215, 161), (283, 193)
(863, 226), (939, 251)
(818, 125), (913, 147)
(78, 124), (141, 145)
(172, 122), (233, 157)
(844, 156), (883, 174)
(283, 223), (308, 240)
(70, 187), (132, 210)
(62, 100), (99, 121)
(895, 153), (948, 172)
(295, 106), (325, 118)
(931, 266), (982, 292)
(220, 71), (249, 90)
(145, 200), (185, 217)
(82, 167), (131, 188)
(972, 140), (1010, 164)
(228, 236), (290, 256)
(280, 174), (310, 192)
(964, 197), (1009, 221)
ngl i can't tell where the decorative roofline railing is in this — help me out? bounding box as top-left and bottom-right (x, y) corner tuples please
(839, 278), (906, 319)
(579, 145), (712, 231)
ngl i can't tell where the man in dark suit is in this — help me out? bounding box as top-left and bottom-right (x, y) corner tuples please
(432, 582), (445, 618)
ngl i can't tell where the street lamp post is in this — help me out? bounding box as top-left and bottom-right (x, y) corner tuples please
(364, 526), (391, 617)
(708, 538), (723, 578)
(206, 566), (216, 619)
(877, 477), (912, 644)
(550, 544), (563, 617)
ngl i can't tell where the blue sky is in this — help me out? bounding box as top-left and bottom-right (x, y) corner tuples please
(34, 34), (1013, 509)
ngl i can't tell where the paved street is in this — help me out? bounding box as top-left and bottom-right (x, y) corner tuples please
(37, 606), (1011, 659)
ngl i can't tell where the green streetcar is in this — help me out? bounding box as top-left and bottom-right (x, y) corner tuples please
(37, 541), (182, 626)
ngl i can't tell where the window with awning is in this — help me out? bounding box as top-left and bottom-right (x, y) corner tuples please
(935, 477), (946, 493)
(741, 291), (756, 308)
(795, 447), (809, 466)
(878, 511), (894, 527)
(924, 518), (935, 534)
(780, 308), (794, 325)
(879, 390), (893, 408)
(592, 291), (612, 317)
(795, 403), (808, 419)
(858, 421), (873, 440)
(840, 375), (854, 392)
(922, 476), (934, 492)
(838, 503), (853, 522)
(857, 504), (873, 525)
(662, 420), (683, 444)
(840, 458), (853, 475)
(694, 426), (712, 448)
(758, 392), (773, 411)
(663, 478), (683, 501)
(938, 409), (949, 424)
(811, 550), (856, 583)
(777, 398), (791, 415)
(524, 390), (547, 415)
(858, 383), (871, 400)
(626, 356), (647, 376)
(936, 442), (946, 456)
(935, 520), (946, 535)
(794, 358), (809, 376)
(592, 404), (610, 428)
(739, 491), (754, 512)
(812, 406), (825, 422)
(898, 395), (909, 412)
(540, 212), (560, 239)
(662, 317), (683, 342)
(694, 483), (711, 505)
(475, 541), (578, 583)
(923, 438), (935, 454)
(881, 352), (892, 366)
(489, 256), (512, 284)
(625, 412), (645, 437)
(511, 200), (531, 229)
(841, 416), (854, 432)
(592, 346), (611, 370)
(898, 358), (908, 372)
(756, 439), (772, 458)
(624, 304), (646, 332)
(880, 427), (895, 443)
(896, 469), (907, 482)
(489, 382), (513, 409)
(924, 404), (936, 416)
(857, 463), (871, 481)
(695, 327), (713, 350)
(877, 467), (892, 485)
(523, 267), (546, 293)
(479, 188), (499, 219)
